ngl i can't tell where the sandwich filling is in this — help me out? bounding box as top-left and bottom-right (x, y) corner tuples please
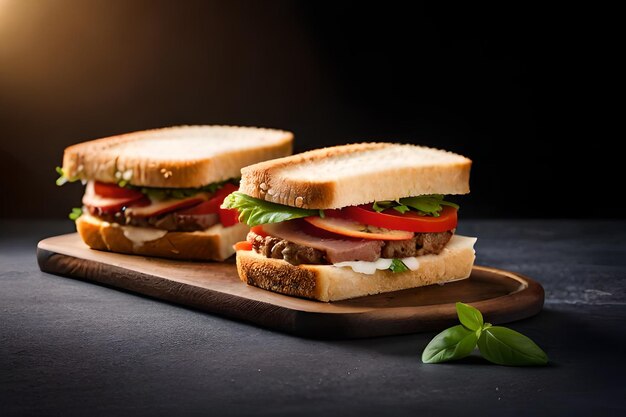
(224, 192), (460, 273)
(72, 180), (240, 232)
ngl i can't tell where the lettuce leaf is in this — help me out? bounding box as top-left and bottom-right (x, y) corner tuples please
(135, 179), (236, 201)
(55, 165), (237, 200)
(222, 192), (321, 226)
(55, 167), (80, 186)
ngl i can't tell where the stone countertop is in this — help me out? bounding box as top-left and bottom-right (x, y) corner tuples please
(1, 220), (625, 416)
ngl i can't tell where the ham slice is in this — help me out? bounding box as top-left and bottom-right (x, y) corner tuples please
(82, 181), (147, 213)
(124, 193), (210, 218)
(262, 220), (383, 263)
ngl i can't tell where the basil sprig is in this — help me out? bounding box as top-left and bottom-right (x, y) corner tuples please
(222, 192), (323, 226)
(422, 302), (548, 366)
(373, 195), (459, 217)
(389, 259), (409, 273)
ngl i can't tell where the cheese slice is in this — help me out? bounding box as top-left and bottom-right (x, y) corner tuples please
(333, 257), (420, 275)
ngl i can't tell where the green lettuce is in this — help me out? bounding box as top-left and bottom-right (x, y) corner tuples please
(221, 192), (322, 226)
(55, 166), (237, 200)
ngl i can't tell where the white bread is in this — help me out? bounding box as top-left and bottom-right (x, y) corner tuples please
(239, 143), (471, 209)
(63, 125), (293, 188)
(76, 213), (249, 261)
(236, 235), (476, 301)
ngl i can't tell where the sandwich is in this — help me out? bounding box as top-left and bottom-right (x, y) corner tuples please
(57, 125), (293, 260)
(222, 143), (476, 301)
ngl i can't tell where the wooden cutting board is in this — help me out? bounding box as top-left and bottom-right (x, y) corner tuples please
(37, 233), (544, 339)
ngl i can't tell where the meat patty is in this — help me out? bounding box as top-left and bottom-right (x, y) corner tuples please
(248, 232), (325, 265)
(381, 230), (454, 258)
(248, 229), (454, 266)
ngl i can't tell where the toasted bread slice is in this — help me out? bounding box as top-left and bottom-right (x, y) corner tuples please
(63, 125), (293, 188)
(76, 214), (248, 261)
(236, 235), (476, 301)
(238, 143), (471, 209)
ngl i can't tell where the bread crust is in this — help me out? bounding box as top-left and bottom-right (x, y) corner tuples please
(239, 143), (471, 209)
(63, 125), (293, 188)
(76, 214), (249, 261)
(236, 235), (476, 301)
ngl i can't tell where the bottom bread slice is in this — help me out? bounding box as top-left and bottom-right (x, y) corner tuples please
(76, 213), (248, 261)
(236, 235), (477, 301)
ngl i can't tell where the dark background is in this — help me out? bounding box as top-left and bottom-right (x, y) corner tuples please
(0, 1), (617, 219)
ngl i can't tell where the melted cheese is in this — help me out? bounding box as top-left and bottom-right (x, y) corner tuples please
(333, 257), (420, 275)
(121, 226), (168, 248)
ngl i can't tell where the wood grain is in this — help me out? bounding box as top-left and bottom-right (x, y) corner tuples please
(37, 233), (544, 338)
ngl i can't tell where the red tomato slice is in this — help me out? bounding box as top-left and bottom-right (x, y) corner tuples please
(304, 216), (414, 240)
(342, 205), (458, 233)
(250, 225), (268, 237)
(219, 208), (239, 227)
(178, 183), (240, 227)
(83, 181), (148, 213)
(215, 183), (240, 227)
(214, 183), (239, 201)
(93, 181), (144, 200)
(233, 241), (253, 251)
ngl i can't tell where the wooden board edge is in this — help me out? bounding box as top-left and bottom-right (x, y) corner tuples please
(37, 246), (300, 335)
(289, 276), (544, 339)
(37, 241), (545, 339)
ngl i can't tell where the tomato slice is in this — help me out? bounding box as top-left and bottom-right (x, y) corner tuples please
(177, 199), (218, 215)
(93, 181), (144, 200)
(341, 205), (457, 233)
(304, 216), (414, 240)
(83, 181), (148, 213)
(233, 241), (253, 251)
(218, 208), (239, 227)
(250, 225), (268, 237)
(214, 183), (239, 227)
(177, 183), (239, 227)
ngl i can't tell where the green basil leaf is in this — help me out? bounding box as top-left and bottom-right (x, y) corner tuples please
(400, 196), (442, 215)
(439, 200), (460, 210)
(456, 302), (483, 331)
(421, 325), (479, 363)
(222, 192), (319, 226)
(389, 259), (409, 273)
(477, 326), (548, 366)
(392, 205), (410, 214)
(372, 201), (394, 212)
(68, 207), (83, 221)
(371, 195), (459, 217)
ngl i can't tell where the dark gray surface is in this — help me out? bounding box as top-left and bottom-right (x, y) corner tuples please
(1, 220), (625, 416)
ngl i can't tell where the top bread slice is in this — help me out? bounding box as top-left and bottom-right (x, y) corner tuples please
(62, 125), (293, 188)
(239, 143), (471, 209)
